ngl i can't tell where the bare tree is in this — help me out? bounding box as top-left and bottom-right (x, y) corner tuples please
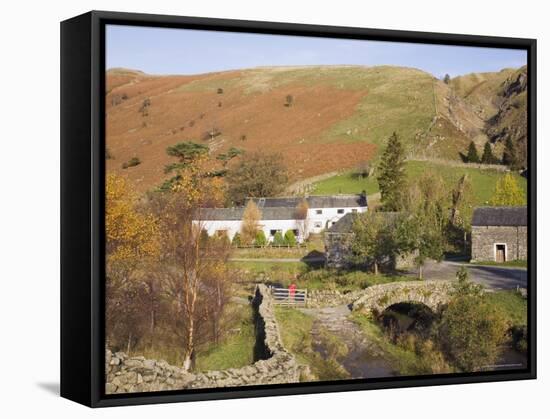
(295, 198), (309, 241)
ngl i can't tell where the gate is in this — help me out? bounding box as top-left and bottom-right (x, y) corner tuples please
(271, 287), (308, 307)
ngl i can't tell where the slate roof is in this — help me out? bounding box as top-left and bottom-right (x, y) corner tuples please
(326, 211), (400, 234)
(251, 194), (367, 209)
(325, 213), (357, 233)
(472, 206), (527, 227)
(196, 206), (297, 221)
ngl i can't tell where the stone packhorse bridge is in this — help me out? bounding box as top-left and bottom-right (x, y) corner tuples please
(351, 280), (454, 314)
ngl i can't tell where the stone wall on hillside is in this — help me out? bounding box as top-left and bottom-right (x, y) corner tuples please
(105, 284), (304, 394)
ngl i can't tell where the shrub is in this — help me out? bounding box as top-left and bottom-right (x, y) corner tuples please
(122, 157), (141, 169)
(217, 87), (224, 94)
(438, 295), (508, 372)
(284, 230), (297, 246)
(138, 98), (151, 116)
(232, 232), (242, 247)
(254, 230), (267, 247)
(273, 231), (285, 246)
(285, 94), (294, 107)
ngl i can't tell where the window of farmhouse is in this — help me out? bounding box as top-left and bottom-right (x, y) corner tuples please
(270, 229), (282, 236)
(337, 209), (345, 214)
(316, 209), (323, 215)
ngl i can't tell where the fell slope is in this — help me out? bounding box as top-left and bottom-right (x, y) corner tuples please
(105, 66), (513, 192)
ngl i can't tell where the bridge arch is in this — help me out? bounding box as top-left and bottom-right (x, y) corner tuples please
(351, 280), (454, 315)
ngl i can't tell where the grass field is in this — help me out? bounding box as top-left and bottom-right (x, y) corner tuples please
(311, 160), (527, 206)
(194, 303), (255, 372)
(229, 260), (409, 292)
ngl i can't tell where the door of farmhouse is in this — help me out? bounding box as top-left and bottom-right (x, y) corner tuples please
(496, 244), (506, 263)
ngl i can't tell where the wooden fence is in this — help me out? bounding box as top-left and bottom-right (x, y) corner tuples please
(271, 287), (308, 307)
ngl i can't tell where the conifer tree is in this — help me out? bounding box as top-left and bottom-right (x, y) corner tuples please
(502, 137), (520, 170)
(466, 141), (480, 163)
(377, 132), (407, 211)
(481, 141), (496, 164)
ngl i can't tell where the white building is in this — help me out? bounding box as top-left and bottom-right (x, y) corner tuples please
(194, 194), (368, 243)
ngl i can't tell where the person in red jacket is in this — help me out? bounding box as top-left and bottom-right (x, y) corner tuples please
(289, 283), (297, 302)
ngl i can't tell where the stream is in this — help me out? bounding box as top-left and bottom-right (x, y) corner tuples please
(301, 305), (397, 379)
(302, 304), (526, 379)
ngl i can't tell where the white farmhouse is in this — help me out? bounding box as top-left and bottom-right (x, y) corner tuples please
(194, 194), (368, 243)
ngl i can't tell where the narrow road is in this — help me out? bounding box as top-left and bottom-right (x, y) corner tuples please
(299, 305), (395, 379)
(404, 260), (527, 290)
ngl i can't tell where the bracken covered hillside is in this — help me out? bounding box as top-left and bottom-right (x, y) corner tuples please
(106, 65), (527, 192)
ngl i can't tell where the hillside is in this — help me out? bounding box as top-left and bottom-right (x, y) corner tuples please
(452, 66), (528, 166)
(105, 65), (526, 192)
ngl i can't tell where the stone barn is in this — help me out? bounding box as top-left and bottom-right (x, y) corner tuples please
(324, 212), (415, 269)
(471, 206), (527, 263)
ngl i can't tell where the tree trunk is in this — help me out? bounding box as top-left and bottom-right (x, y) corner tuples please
(418, 264), (423, 280)
(373, 261), (379, 276)
(183, 315), (194, 372)
(126, 332), (132, 354)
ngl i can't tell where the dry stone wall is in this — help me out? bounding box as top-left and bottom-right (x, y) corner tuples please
(106, 284), (303, 394)
(307, 289), (364, 308)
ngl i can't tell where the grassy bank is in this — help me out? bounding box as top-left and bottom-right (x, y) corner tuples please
(194, 303), (256, 372)
(230, 261), (410, 292)
(275, 307), (350, 381)
(485, 290), (527, 327)
(312, 160), (527, 206)
(471, 260), (527, 268)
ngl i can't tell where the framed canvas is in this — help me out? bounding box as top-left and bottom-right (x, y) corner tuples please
(60, 10), (536, 407)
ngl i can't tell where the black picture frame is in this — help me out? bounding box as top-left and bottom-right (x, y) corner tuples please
(61, 10), (537, 408)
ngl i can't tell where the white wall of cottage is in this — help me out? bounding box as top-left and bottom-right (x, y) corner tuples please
(195, 205), (367, 242)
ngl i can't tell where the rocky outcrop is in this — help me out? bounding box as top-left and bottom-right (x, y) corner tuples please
(352, 280), (453, 314)
(105, 284), (303, 394)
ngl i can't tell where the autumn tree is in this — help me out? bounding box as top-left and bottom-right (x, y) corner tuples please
(448, 174), (474, 252)
(443, 74), (451, 84)
(295, 198), (309, 241)
(152, 150), (230, 371)
(466, 141), (480, 163)
(105, 174), (160, 351)
(351, 211), (397, 275)
(489, 173), (526, 206)
(397, 172), (448, 279)
(377, 132), (407, 211)
(241, 200), (262, 245)
(227, 152), (289, 205)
